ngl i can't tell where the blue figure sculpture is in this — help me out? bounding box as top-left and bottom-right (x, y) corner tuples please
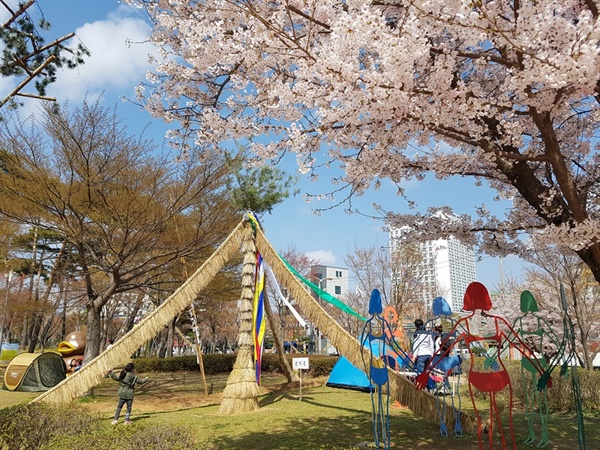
(360, 289), (398, 450)
(432, 296), (453, 317)
(430, 352), (463, 436)
(427, 297), (464, 436)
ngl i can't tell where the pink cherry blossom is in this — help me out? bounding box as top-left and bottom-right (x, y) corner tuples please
(125, 0), (600, 284)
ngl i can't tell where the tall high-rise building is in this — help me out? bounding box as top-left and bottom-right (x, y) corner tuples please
(389, 229), (477, 314)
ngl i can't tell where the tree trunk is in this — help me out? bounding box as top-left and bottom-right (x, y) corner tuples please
(26, 313), (42, 353)
(166, 317), (176, 357)
(82, 256), (117, 362)
(577, 245), (600, 287)
(158, 328), (168, 358)
(20, 316), (28, 350)
(25, 227), (40, 351)
(61, 283), (67, 341)
(83, 303), (102, 363)
(124, 293), (145, 333)
(38, 315), (54, 348)
(29, 240), (66, 352)
(29, 285), (61, 351)
(25, 308), (37, 350)
(569, 280), (592, 369)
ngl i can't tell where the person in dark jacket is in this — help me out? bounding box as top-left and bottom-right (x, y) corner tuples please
(110, 363), (148, 425)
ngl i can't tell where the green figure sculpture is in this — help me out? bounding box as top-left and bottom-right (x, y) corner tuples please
(512, 291), (560, 447)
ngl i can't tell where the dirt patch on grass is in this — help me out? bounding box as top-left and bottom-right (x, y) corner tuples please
(79, 371), (322, 415)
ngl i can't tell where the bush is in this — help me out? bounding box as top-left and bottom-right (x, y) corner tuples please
(0, 403), (97, 450)
(0, 402), (200, 450)
(132, 354), (235, 374)
(259, 353), (287, 373)
(306, 355), (338, 377)
(44, 423), (199, 450)
(130, 353), (339, 378)
(508, 363), (600, 412)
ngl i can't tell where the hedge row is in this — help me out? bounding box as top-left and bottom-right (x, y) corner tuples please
(131, 353), (339, 378)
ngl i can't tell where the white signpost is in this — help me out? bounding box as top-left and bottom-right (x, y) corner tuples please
(292, 357), (310, 401)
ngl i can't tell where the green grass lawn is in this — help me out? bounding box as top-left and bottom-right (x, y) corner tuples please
(143, 386), (596, 449)
(1, 368), (598, 449)
(79, 372), (600, 449)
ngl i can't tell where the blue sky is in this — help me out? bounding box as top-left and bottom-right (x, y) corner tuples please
(1, 0), (527, 291)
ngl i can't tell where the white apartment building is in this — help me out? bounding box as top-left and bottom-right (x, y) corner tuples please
(308, 264), (349, 354)
(389, 229), (477, 314)
(309, 265), (350, 298)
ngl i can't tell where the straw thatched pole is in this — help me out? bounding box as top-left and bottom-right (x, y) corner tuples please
(218, 220), (261, 414)
(31, 220), (246, 405)
(255, 227), (478, 433)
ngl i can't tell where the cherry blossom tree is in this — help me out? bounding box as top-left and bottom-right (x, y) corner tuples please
(128, 1), (600, 283)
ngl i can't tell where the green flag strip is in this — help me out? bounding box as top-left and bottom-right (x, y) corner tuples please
(279, 254), (367, 322)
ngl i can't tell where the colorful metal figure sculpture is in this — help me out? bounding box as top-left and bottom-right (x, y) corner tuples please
(361, 289), (412, 450)
(512, 290), (560, 447)
(432, 296), (453, 317)
(430, 296), (497, 370)
(415, 282), (547, 450)
(430, 351), (463, 436)
(425, 297), (464, 436)
(539, 285), (587, 449)
(383, 305), (410, 359)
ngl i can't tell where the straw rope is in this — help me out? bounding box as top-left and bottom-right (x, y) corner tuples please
(218, 221), (260, 414)
(31, 220), (246, 404)
(255, 227), (478, 432)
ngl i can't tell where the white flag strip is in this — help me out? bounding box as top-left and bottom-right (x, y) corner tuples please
(265, 264), (306, 327)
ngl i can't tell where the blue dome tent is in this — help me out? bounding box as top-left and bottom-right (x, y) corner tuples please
(326, 355), (373, 392)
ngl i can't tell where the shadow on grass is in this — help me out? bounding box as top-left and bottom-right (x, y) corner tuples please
(262, 393), (377, 416)
(206, 411), (477, 450)
(202, 387), (598, 450)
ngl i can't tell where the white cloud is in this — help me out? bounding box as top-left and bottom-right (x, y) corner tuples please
(50, 9), (155, 102)
(1, 4), (157, 118)
(306, 250), (336, 265)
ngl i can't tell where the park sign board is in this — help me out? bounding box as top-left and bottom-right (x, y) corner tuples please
(292, 357), (309, 401)
(292, 357), (309, 370)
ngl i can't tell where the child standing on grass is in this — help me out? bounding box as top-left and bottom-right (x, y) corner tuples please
(109, 362), (148, 425)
